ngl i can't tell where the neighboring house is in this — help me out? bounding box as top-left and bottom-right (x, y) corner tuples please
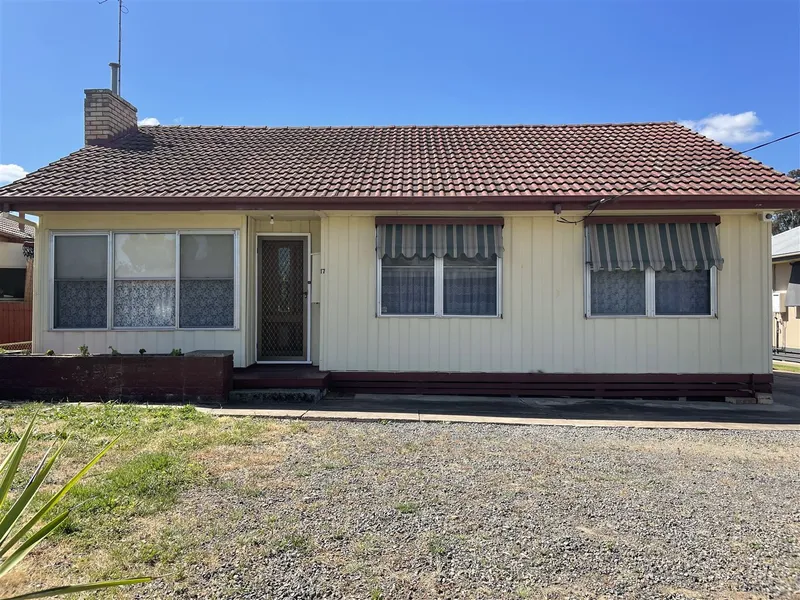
(1, 80), (799, 398)
(0, 213), (34, 344)
(0, 213), (34, 299)
(772, 226), (800, 351)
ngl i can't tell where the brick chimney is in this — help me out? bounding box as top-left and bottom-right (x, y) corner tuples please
(84, 64), (137, 145)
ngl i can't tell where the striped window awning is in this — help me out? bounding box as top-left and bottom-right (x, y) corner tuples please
(377, 223), (504, 259)
(587, 222), (723, 272)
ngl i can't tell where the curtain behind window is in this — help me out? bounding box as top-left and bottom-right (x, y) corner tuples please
(591, 270), (646, 315)
(381, 256), (434, 315)
(54, 235), (108, 329)
(655, 270), (711, 315)
(443, 255), (497, 315)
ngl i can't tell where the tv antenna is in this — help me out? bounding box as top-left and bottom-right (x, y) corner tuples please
(98, 0), (129, 94)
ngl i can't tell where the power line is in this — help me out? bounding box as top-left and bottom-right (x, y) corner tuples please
(557, 129), (800, 225)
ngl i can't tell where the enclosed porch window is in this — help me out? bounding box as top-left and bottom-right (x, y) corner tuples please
(51, 230), (238, 330)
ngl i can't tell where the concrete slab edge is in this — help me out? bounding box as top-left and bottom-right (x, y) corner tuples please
(48, 402), (800, 431)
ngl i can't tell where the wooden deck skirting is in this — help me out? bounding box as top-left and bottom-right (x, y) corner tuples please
(327, 372), (772, 399)
(233, 367), (771, 400)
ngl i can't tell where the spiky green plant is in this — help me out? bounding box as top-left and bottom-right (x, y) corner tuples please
(0, 416), (150, 599)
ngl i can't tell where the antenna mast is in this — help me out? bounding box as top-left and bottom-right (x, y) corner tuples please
(117, 0), (122, 93)
(99, 0), (128, 94)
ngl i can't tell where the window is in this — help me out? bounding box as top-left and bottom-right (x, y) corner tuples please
(53, 234), (108, 329)
(379, 254), (501, 316)
(590, 269), (646, 316)
(585, 221), (721, 318)
(655, 269), (711, 316)
(376, 222), (503, 317)
(51, 231), (238, 330)
(587, 267), (716, 317)
(443, 255), (498, 316)
(0, 269), (26, 300)
(113, 233), (176, 328)
(180, 234), (235, 328)
(380, 256), (435, 315)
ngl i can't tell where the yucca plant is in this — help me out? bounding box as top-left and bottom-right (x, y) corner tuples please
(0, 416), (150, 599)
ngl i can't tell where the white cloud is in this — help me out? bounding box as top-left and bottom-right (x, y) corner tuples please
(679, 111), (771, 145)
(138, 117), (160, 126)
(0, 164), (27, 186)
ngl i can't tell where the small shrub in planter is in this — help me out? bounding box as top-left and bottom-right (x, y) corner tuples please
(170, 349), (184, 357)
(139, 349), (146, 356)
(45, 349), (55, 356)
(108, 346), (121, 356)
(78, 345), (90, 358)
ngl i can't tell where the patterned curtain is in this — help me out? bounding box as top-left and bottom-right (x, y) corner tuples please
(180, 280), (235, 328)
(655, 270), (711, 315)
(591, 270), (646, 315)
(113, 280), (176, 328)
(55, 281), (107, 329)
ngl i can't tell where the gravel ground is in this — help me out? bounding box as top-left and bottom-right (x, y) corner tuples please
(145, 422), (799, 600)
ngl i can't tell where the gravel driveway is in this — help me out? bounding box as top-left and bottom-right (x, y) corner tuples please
(140, 422), (800, 600)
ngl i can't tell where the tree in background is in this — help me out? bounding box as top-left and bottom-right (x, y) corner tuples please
(772, 169), (800, 234)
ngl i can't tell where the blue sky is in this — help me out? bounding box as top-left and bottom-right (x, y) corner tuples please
(1, 0), (798, 185)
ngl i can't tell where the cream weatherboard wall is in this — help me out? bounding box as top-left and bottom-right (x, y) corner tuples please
(319, 212), (772, 374)
(33, 212), (250, 366)
(31, 210), (772, 374)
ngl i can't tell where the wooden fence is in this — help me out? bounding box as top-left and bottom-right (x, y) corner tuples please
(0, 302), (32, 344)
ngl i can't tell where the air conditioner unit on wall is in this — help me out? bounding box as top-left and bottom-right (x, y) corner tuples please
(773, 291), (787, 313)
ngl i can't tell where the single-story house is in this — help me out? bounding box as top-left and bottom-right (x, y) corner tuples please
(1, 81), (799, 399)
(772, 226), (800, 352)
(0, 213), (34, 345)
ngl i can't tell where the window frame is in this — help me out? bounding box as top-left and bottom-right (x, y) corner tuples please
(376, 251), (503, 318)
(49, 229), (240, 331)
(112, 231), (178, 331)
(584, 262), (718, 319)
(49, 231), (112, 331)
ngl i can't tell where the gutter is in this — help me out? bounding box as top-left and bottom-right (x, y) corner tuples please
(3, 194), (800, 212)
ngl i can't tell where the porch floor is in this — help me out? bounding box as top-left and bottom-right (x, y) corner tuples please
(232, 364), (330, 390)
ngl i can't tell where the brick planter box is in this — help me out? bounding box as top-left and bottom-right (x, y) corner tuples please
(0, 351), (233, 404)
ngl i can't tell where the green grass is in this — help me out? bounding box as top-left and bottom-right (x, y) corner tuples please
(0, 402), (296, 592)
(394, 501), (418, 514)
(773, 361), (800, 373)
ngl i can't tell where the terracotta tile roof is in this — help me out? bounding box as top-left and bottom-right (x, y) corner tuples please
(0, 214), (34, 241)
(0, 122), (797, 200)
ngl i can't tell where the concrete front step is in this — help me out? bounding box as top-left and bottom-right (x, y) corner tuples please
(228, 388), (324, 404)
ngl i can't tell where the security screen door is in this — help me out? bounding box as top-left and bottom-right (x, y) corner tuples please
(257, 237), (309, 362)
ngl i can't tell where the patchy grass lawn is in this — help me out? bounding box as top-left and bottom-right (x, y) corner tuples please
(773, 360), (800, 374)
(0, 403), (300, 598)
(0, 403), (797, 599)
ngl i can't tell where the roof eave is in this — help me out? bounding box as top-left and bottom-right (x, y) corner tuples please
(4, 193), (800, 212)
